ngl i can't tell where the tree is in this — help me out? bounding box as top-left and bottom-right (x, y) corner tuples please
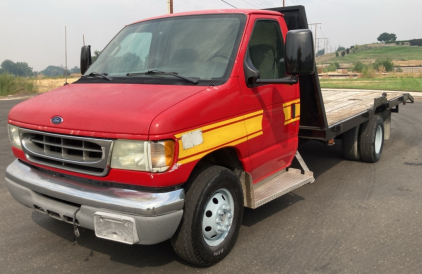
(91, 50), (101, 63)
(409, 39), (422, 46)
(341, 51), (345, 57)
(337, 46), (345, 52)
(316, 48), (325, 57)
(335, 51), (339, 57)
(377, 32), (397, 43)
(1, 59), (33, 76)
(346, 48), (350, 54)
(70, 66), (81, 74)
(40, 65), (70, 77)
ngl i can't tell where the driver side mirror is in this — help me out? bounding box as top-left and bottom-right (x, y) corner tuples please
(80, 45), (92, 75)
(285, 29), (315, 75)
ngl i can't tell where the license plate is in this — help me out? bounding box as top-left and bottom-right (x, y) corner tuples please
(94, 212), (139, 244)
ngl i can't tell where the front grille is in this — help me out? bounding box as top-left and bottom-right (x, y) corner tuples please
(20, 128), (113, 176)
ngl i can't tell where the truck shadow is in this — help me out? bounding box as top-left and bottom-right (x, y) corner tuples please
(242, 192), (304, 227)
(298, 139), (344, 179)
(242, 139), (345, 227)
(30, 211), (194, 268)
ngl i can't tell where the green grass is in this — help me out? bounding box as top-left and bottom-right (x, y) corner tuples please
(319, 78), (422, 92)
(317, 45), (422, 64)
(0, 73), (38, 96)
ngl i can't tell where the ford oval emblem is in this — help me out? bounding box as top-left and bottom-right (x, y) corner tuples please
(51, 116), (63, 124)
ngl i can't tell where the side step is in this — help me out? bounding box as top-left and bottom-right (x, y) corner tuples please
(241, 152), (315, 209)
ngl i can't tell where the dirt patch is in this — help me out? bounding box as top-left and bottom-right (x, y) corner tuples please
(393, 60), (422, 67)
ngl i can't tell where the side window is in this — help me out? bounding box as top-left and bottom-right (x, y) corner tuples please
(248, 20), (285, 79)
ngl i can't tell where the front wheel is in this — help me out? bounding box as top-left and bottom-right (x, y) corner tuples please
(171, 166), (244, 266)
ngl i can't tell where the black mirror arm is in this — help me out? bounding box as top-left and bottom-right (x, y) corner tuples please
(256, 75), (298, 85)
(243, 50), (261, 87)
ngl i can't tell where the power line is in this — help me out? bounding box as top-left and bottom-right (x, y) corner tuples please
(221, 0), (237, 8)
(320, 25), (326, 38)
(258, 0), (274, 7)
(248, 0), (266, 8)
(308, 23), (321, 53)
(252, 0), (270, 7)
(241, 0), (261, 8)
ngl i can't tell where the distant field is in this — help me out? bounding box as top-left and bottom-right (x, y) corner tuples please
(320, 78), (422, 92)
(317, 45), (422, 64)
(35, 77), (79, 93)
(0, 75), (80, 97)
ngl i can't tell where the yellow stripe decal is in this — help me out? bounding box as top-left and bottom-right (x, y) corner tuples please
(175, 110), (263, 164)
(174, 100), (299, 164)
(283, 99), (301, 125)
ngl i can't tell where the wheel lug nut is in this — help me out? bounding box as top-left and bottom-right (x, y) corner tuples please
(216, 218), (222, 224)
(228, 213), (232, 218)
(217, 225), (223, 232)
(218, 210), (223, 215)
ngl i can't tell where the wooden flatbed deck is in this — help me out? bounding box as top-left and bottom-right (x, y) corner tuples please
(322, 90), (403, 126)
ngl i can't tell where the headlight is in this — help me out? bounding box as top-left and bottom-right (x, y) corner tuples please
(8, 124), (22, 149)
(111, 139), (175, 172)
(111, 140), (149, 171)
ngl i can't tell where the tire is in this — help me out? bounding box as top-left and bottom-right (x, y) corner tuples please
(342, 126), (360, 161)
(171, 166), (244, 266)
(358, 115), (384, 163)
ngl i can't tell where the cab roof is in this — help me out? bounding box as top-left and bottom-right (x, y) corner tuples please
(128, 9), (282, 26)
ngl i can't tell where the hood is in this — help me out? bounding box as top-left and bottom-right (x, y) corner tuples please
(9, 83), (207, 137)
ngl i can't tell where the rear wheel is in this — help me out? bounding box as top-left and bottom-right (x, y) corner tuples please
(171, 166), (244, 266)
(359, 115), (384, 163)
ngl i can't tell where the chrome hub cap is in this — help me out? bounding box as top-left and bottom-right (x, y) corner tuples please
(375, 125), (383, 154)
(202, 188), (234, 246)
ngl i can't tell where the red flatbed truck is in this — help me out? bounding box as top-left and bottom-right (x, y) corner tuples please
(5, 6), (413, 266)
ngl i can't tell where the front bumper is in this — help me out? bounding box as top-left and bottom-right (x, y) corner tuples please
(5, 159), (184, 245)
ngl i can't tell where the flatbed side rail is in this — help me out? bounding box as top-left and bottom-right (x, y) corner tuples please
(298, 93), (413, 141)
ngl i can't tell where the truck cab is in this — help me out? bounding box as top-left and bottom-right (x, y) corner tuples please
(5, 6), (412, 266)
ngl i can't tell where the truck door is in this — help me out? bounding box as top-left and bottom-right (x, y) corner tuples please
(240, 15), (300, 182)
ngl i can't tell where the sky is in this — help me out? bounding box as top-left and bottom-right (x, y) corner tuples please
(0, 0), (421, 72)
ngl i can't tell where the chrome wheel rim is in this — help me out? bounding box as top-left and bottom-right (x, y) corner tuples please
(202, 188), (234, 246)
(375, 125), (383, 154)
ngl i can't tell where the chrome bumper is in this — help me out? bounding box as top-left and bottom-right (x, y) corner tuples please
(5, 160), (184, 245)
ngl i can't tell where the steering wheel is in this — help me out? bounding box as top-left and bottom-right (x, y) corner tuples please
(208, 53), (231, 61)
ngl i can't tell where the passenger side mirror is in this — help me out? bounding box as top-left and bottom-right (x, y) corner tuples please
(80, 45), (92, 75)
(285, 30), (315, 75)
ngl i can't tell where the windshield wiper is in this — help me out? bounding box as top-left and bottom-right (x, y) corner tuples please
(82, 72), (112, 81)
(127, 70), (198, 84)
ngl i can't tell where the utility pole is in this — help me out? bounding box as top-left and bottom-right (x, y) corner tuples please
(64, 26), (68, 85)
(308, 23), (321, 53)
(167, 0), (173, 14)
(316, 38), (328, 54)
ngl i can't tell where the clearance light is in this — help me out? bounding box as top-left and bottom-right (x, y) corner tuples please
(150, 140), (175, 172)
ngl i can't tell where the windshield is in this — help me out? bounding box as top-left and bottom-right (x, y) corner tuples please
(85, 14), (246, 83)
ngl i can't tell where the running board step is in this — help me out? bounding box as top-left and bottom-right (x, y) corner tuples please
(241, 153), (315, 209)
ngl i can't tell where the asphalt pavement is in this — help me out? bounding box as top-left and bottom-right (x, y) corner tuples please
(1, 99), (421, 274)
